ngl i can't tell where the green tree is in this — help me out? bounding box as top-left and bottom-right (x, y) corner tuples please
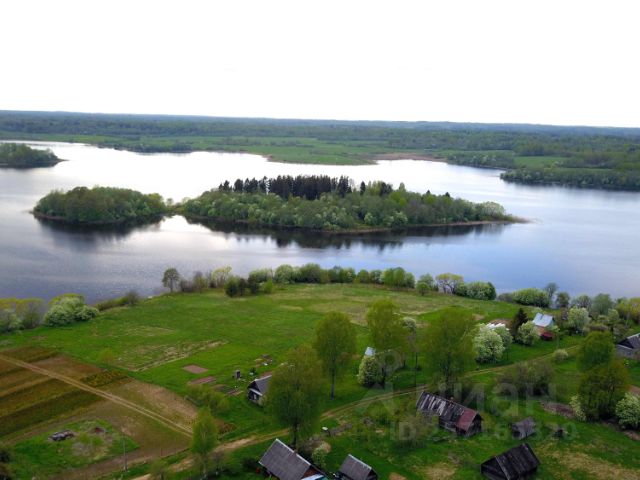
(366, 300), (407, 385)
(577, 331), (614, 372)
(149, 459), (169, 480)
(473, 325), (505, 363)
(567, 307), (591, 334)
(578, 359), (630, 420)
(162, 267), (181, 293)
(191, 408), (219, 479)
(422, 309), (475, 395)
(544, 282), (559, 305)
(357, 355), (383, 387)
(312, 312), (357, 398)
(416, 281), (429, 296)
(556, 292), (570, 309)
(510, 308), (529, 337)
(435, 273), (464, 294)
(267, 345), (324, 448)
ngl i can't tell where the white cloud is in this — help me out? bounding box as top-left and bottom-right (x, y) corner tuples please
(1, 0), (638, 127)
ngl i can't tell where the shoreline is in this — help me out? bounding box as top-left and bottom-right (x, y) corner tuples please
(31, 211), (164, 226)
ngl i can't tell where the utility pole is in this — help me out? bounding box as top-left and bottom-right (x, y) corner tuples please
(122, 434), (128, 472)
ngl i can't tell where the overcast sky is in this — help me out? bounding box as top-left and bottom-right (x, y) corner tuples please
(1, 0), (638, 127)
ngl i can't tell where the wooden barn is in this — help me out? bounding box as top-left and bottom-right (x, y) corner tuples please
(415, 391), (482, 437)
(247, 374), (272, 405)
(335, 454), (378, 480)
(616, 333), (640, 360)
(511, 418), (536, 440)
(259, 439), (326, 480)
(481, 443), (540, 480)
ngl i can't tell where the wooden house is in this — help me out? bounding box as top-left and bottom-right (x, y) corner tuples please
(415, 391), (482, 437)
(511, 418), (535, 440)
(259, 439), (326, 480)
(480, 443), (540, 480)
(335, 454), (378, 480)
(247, 374), (272, 405)
(616, 333), (640, 360)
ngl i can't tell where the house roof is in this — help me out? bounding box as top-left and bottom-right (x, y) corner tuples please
(416, 391), (480, 432)
(259, 439), (313, 480)
(249, 374), (272, 395)
(618, 333), (640, 350)
(482, 443), (540, 480)
(532, 313), (554, 328)
(364, 347), (376, 357)
(338, 454), (374, 480)
(511, 417), (535, 438)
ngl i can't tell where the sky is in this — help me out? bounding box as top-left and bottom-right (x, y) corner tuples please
(1, 0), (639, 127)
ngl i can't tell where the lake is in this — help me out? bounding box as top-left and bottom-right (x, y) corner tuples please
(1, 142), (639, 302)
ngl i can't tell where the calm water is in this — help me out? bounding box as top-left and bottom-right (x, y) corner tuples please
(1, 142), (639, 302)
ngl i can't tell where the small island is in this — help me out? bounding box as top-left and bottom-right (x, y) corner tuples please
(181, 175), (516, 232)
(33, 186), (167, 225)
(0, 143), (63, 168)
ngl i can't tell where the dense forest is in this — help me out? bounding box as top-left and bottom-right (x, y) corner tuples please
(0, 143), (61, 168)
(33, 187), (167, 224)
(182, 176), (512, 231)
(3, 110), (640, 189)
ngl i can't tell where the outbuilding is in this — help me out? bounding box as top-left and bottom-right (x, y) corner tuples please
(616, 333), (640, 360)
(416, 391), (482, 437)
(336, 454), (378, 480)
(247, 374), (272, 405)
(511, 418), (535, 440)
(480, 443), (540, 480)
(259, 439), (326, 480)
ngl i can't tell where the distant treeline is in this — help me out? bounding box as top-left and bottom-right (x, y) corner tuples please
(218, 175), (355, 200)
(501, 167), (640, 190)
(6, 111), (640, 190)
(182, 176), (512, 231)
(0, 143), (61, 168)
(34, 186), (167, 224)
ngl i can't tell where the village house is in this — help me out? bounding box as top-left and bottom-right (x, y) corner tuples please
(616, 333), (640, 360)
(532, 313), (554, 332)
(247, 374), (272, 405)
(259, 439), (326, 480)
(335, 454), (378, 480)
(480, 443), (540, 480)
(415, 391), (482, 437)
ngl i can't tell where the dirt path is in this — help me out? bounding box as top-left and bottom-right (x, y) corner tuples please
(0, 353), (191, 438)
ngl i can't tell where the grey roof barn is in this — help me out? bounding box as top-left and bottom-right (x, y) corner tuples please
(259, 439), (325, 480)
(336, 454), (378, 480)
(511, 418), (535, 440)
(416, 391), (482, 437)
(247, 374), (272, 405)
(480, 443), (540, 480)
(616, 333), (640, 359)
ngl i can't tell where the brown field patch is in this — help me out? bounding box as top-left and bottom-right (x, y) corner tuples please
(106, 379), (197, 429)
(2, 345), (57, 362)
(417, 463), (456, 479)
(120, 340), (224, 371)
(389, 474), (407, 480)
(189, 376), (216, 385)
(0, 367), (42, 391)
(34, 355), (102, 379)
(546, 450), (640, 480)
(183, 364), (208, 374)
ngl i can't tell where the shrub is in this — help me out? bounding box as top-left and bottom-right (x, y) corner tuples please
(497, 360), (554, 397)
(274, 264), (296, 284)
(369, 270), (383, 284)
(225, 277), (241, 297)
(553, 349), (569, 363)
(262, 279), (274, 294)
(356, 269), (371, 284)
(187, 385), (231, 414)
(494, 326), (513, 350)
(298, 263), (324, 283)
(512, 288), (550, 307)
(516, 321), (539, 346)
(473, 325), (505, 363)
(456, 281), (496, 301)
(311, 447), (327, 470)
(357, 355), (383, 387)
(616, 393), (640, 430)
(44, 296), (97, 326)
(418, 274), (437, 291)
(248, 268), (273, 284)
(416, 282), (429, 296)
(0, 311), (22, 333)
(570, 395), (587, 421)
(123, 290), (141, 306)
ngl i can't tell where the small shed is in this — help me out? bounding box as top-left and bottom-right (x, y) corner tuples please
(416, 391), (482, 437)
(364, 347), (376, 357)
(247, 374), (272, 405)
(481, 443), (540, 480)
(336, 454), (378, 480)
(511, 418), (535, 440)
(259, 439), (326, 480)
(616, 333), (640, 360)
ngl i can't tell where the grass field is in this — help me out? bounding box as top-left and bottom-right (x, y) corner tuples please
(1, 284), (639, 479)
